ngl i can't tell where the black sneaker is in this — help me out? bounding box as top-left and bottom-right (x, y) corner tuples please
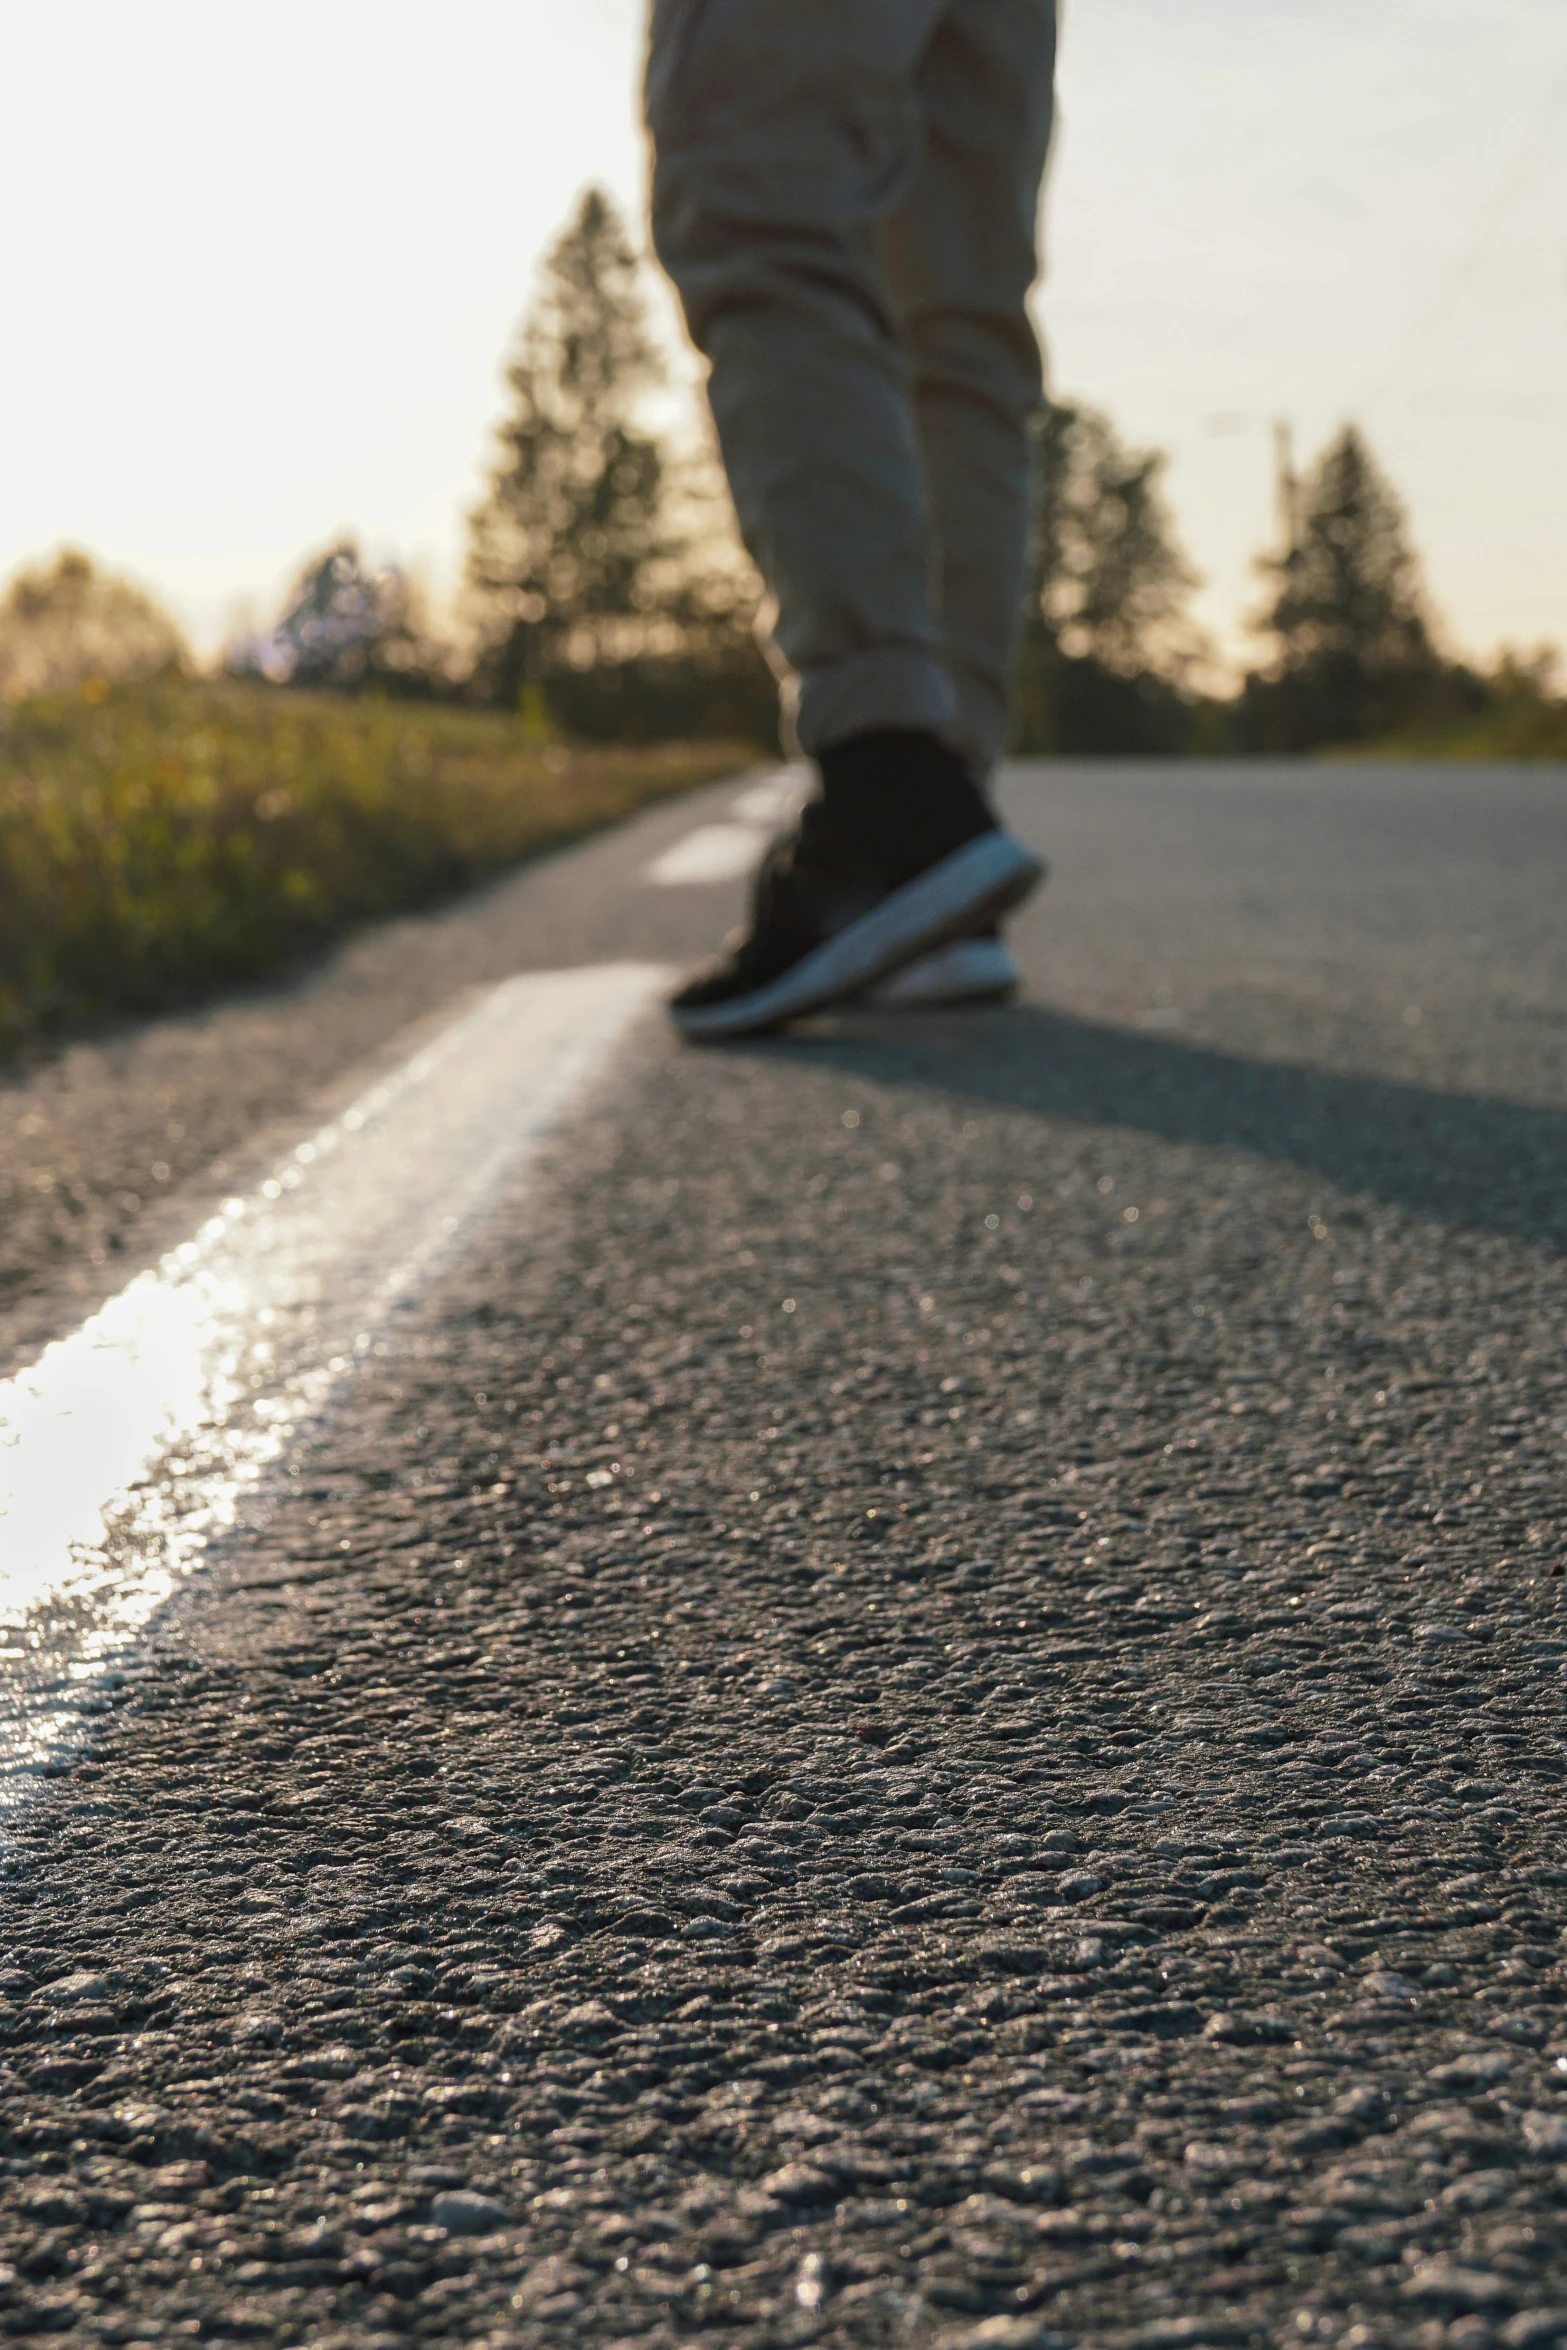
(669, 730), (1044, 1040)
(867, 924), (1020, 1008)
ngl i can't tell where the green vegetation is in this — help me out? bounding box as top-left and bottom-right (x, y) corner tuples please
(462, 187), (772, 745)
(1013, 416), (1564, 761)
(1014, 395), (1203, 756)
(221, 191), (775, 747)
(0, 677), (744, 1050)
(7, 188), (1561, 801)
(1351, 650), (1567, 761)
(0, 550), (188, 704)
(1242, 424), (1448, 752)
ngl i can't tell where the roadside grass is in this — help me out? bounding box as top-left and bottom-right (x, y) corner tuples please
(1353, 703), (1567, 762)
(0, 677), (748, 1050)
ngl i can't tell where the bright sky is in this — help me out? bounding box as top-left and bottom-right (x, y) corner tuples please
(5, 0), (1564, 673)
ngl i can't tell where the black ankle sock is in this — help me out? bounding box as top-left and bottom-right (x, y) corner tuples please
(815, 729), (993, 872)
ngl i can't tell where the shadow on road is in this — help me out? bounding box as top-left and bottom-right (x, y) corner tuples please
(734, 1004), (1567, 1251)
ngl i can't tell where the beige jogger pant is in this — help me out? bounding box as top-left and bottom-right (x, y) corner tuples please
(646, 0), (1057, 769)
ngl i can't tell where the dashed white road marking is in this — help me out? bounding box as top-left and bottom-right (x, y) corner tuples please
(0, 962), (666, 1800)
(644, 765), (807, 886)
(728, 772), (807, 826)
(645, 822), (769, 886)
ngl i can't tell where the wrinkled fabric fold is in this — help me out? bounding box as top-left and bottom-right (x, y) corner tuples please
(646, 0), (1057, 770)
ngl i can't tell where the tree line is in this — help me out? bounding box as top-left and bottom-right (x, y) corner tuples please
(4, 188), (1561, 757)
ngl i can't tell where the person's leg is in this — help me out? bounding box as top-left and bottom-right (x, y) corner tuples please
(880, 0), (1058, 775)
(646, 0), (955, 757)
(646, 0), (1048, 1037)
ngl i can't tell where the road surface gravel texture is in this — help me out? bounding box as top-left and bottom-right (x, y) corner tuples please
(2, 761), (1566, 2350)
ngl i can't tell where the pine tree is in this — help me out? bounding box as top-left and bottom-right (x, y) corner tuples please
(1246, 423), (1439, 748)
(1014, 397), (1201, 753)
(467, 189), (674, 709)
(1029, 397), (1198, 672)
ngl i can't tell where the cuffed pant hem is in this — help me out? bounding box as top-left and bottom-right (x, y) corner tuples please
(789, 648), (961, 759)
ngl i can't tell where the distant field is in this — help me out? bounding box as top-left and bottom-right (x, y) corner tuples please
(0, 679), (746, 1049)
(1359, 705), (1567, 762)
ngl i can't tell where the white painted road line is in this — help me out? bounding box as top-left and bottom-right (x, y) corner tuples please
(727, 768), (809, 827)
(644, 822), (768, 886)
(643, 765), (808, 887)
(0, 962), (666, 1800)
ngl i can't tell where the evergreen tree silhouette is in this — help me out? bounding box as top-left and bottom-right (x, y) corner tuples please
(1246, 424), (1440, 749)
(1014, 397), (1202, 753)
(467, 189), (674, 709)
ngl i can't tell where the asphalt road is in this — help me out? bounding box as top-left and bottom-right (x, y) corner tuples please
(2, 760), (1567, 2350)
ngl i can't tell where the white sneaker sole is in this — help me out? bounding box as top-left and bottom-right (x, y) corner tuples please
(867, 934), (1020, 1009)
(671, 829), (1044, 1040)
